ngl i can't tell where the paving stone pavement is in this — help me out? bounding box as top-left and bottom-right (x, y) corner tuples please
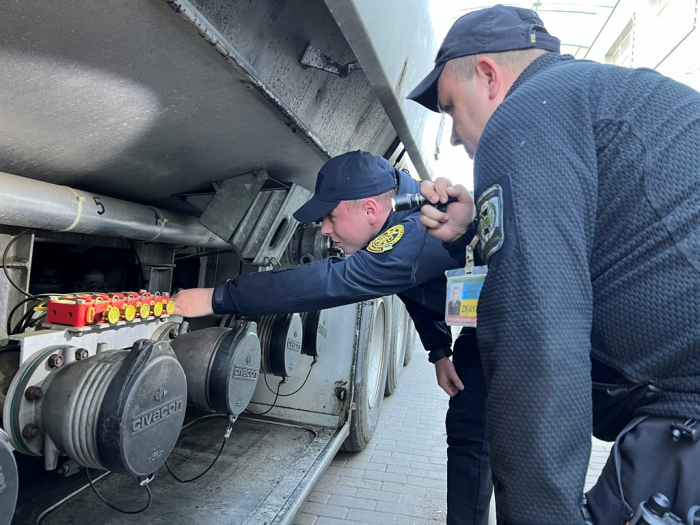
(297, 339), (613, 525)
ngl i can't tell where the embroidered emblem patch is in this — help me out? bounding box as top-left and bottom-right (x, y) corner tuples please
(367, 225), (404, 254)
(476, 185), (504, 263)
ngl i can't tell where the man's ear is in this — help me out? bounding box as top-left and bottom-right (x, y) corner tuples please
(475, 57), (503, 101)
(363, 198), (381, 225)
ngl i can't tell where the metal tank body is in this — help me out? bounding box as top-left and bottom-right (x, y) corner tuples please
(0, 0), (440, 210)
(0, 0), (443, 522)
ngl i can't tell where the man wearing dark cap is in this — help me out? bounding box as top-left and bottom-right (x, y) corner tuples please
(409, 4), (700, 525)
(172, 150), (493, 524)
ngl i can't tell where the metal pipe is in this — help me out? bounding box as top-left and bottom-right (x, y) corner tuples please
(0, 171), (229, 248)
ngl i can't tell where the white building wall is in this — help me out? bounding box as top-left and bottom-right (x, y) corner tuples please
(586, 0), (700, 92)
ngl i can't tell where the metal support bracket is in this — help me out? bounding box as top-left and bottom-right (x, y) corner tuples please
(300, 44), (361, 78)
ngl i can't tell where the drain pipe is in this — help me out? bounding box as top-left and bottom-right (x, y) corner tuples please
(0, 171), (229, 248)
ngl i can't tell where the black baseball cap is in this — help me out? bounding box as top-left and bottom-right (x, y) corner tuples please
(293, 151), (397, 223)
(407, 4), (560, 112)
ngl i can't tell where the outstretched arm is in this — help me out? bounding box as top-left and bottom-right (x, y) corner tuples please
(171, 288), (214, 317)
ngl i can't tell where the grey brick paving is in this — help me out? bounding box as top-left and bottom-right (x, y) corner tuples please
(299, 343), (450, 524)
(298, 338), (613, 525)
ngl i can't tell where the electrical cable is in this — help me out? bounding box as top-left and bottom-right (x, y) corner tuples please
(23, 312), (47, 332)
(13, 302), (46, 334)
(13, 308), (36, 335)
(6, 295), (51, 337)
(245, 379), (283, 416)
(265, 358), (317, 397)
(2, 230), (56, 335)
(85, 468), (152, 514)
(165, 418), (233, 484)
(7, 298), (33, 336)
(2, 229), (35, 298)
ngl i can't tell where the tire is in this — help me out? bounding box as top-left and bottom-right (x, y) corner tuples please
(403, 317), (416, 366)
(384, 297), (407, 396)
(343, 298), (390, 452)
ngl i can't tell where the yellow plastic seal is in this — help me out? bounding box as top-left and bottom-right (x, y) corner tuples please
(153, 302), (163, 317)
(123, 304), (136, 322)
(139, 303), (151, 319)
(166, 301), (175, 315)
(107, 306), (120, 324)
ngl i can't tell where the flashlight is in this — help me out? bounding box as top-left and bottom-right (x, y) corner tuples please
(392, 193), (458, 212)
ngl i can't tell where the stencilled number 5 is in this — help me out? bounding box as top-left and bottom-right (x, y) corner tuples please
(93, 197), (106, 215)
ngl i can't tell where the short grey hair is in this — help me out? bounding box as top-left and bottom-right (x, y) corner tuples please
(446, 49), (550, 82)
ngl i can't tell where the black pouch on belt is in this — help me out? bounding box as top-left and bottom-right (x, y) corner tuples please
(591, 357), (660, 441)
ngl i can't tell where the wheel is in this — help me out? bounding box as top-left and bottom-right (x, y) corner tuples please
(343, 298), (390, 452)
(384, 297), (407, 396)
(403, 317), (416, 366)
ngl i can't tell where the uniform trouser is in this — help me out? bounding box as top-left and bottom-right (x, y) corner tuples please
(447, 330), (492, 525)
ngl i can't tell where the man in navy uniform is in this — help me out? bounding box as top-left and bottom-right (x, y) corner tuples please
(173, 150), (492, 525)
(448, 286), (461, 316)
(409, 5), (700, 525)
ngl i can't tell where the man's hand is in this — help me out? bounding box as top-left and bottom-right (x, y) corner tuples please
(434, 357), (465, 397)
(171, 288), (215, 318)
(420, 178), (474, 243)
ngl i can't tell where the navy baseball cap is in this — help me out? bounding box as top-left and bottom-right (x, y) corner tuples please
(407, 4), (560, 112)
(293, 151), (397, 223)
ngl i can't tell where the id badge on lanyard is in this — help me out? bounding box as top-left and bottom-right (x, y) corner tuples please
(445, 245), (487, 327)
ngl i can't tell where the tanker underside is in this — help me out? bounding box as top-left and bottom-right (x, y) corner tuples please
(0, 0), (398, 208)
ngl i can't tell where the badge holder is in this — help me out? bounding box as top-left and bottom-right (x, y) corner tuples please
(445, 245), (487, 327)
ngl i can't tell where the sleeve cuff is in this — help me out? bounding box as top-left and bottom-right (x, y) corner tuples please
(211, 280), (235, 315)
(428, 347), (453, 364)
(442, 220), (478, 265)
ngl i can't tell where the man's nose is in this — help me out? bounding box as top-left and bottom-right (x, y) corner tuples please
(321, 216), (333, 236)
(450, 125), (461, 147)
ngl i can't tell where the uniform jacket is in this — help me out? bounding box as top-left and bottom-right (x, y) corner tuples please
(212, 171), (461, 358)
(450, 52), (700, 524)
(447, 300), (461, 316)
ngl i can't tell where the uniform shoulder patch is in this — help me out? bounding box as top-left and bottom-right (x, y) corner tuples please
(476, 184), (504, 263)
(367, 225), (404, 254)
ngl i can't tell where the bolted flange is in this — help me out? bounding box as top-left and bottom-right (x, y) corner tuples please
(48, 354), (64, 368)
(24, 386), (43, 401)
(22, 425), (39, 440)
